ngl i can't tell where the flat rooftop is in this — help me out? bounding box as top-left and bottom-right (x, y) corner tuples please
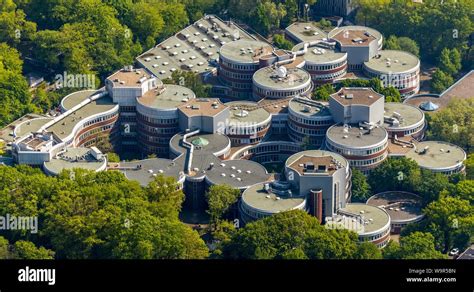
(253, 66), (311, 90)
(285, 22), (327, 43)
(326, 124), (388, 148)
(106, 68), (153, 88)
(285, 150), (348, 172)
(404, 95), (443, 112)
(257, 98), (290, 114)
(178, 98), (228, 117)
(338, 203), (390, 234)
(137, 15), (254, 79)
(219, 39), (273, 63)
(364, 50), (419, 74)
(47, 95), (117, 141)
(169, 132), (270, 188)
(225, 101), (271, 124)
(406, 141), (466, 170)
(205, 159), (270, 188)
(14, 117), (53, 139)
(288, 97), (332, 118)
(0, 114), (45, 143)
(241, 182), (305, 214)
(440, 70), (474, 100)
(43, 147), (106, 175)
(138, 84), (195, 110)
(293, 42), (347, 64)
(328, 25), (382, 46)
(330, 87), (383, 106)
(367, 191), (424, 222)
(116, 157), (185, 186)
(383, 102), (424, 130)
(61, 90), (101, 110)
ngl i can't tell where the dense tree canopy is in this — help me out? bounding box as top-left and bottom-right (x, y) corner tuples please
(426, 98), (474, 153)
(354, 0), (474, 66)
(221, 210), (380, 259)
(350, 168), (372, 203)
(206, 184), (240, 228)
(383, 232), (447, 259)
(0, 166), (208, 259)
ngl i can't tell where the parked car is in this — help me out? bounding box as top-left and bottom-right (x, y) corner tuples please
(449, 248), (460, 256)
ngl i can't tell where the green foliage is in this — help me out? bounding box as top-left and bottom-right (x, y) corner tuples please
(431, 69), (454, 93)
(273, 34), (293, 50)
(206, 184), (240, 227)
(338, 78), (401, 102)
(0, 43), (37, 127)
(422, 196), (473, 252)
(0, 236), (54, 259)
(222, 210), (376, 259)
(355, 0), (474, 64)
(146, 174), (185, 219)
(13, 240), (55, 259)
(384, 35), (420, 57)
(350, 168), (372, 203)
(466, 154), (474, 180)
(426, 98), (474, 153)
(0, 165), (208, 259)
(368, 157), (421, 194)
(164, 70), (211, 98)
(353, 242), (382, 259)
(318, 19), (332, 30)
(0, 1), (36, 49)
(106, 152), (120, 163)
(439, 48), (462, 76)
(312, 83), (336, 101)
(384, 232), (447, 259)
(455, 180), (474, 203)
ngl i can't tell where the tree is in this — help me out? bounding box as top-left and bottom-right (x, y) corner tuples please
(426, 98), (474, 153)
(206, 184), (240, 228)
(0, 43), (36, 127)
(414, 169), (454, 204)
(146, 175), (185, 219)
(106, 152), (120, 163)
(350, 168), (372, 203)
(164, 70), (211, 98)
(273, 34), (293, 50)
(13, 241), (55, 259)
(354, 242), (382, 259)
(0, 1), (37, 49)
(0, 166), (208, 259)
(354, 1), (474, 64)
(466, 154), (474, 180)
(0, 236), (9, 259)
(222, 210), (363, 259)
(0, 236), (54, 259)
(125, 2), (164, 49)
(368, 157), (421, 194)
(384, 35), (420, 57)
(439, 48), (461, 76)
(455, 180), (474, 203)
(384, 232), (447, 259)
(423, 196), (473, 252)
(312, 83), (335, 101)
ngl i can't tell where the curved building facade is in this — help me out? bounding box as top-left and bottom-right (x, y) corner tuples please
(326, 124), (388, 174)
(364, 50), (420, 97)
(252, 66), (312, 100)
(287, 97), (334, 148)
(136, 84), (196, 156)
(224, 101), (272, 146)
(218, 40), (274, 99)
(293, 42), (348, 84)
